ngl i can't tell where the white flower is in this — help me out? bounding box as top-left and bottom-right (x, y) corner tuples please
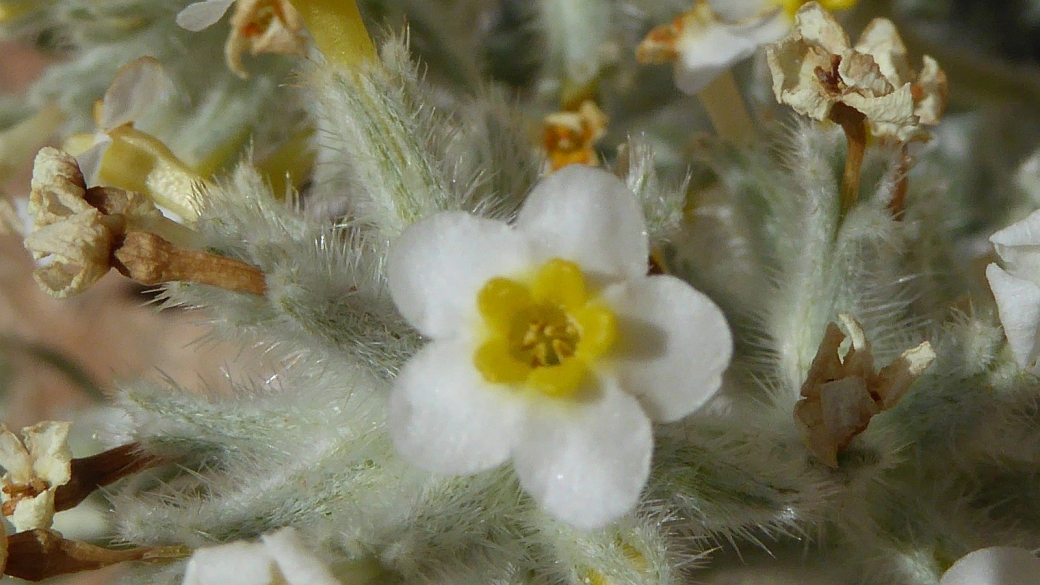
(64, 57), (200, 222)
(66, 56), (172, 187)
(386, 165), (733, 529)
(176, 0), (306, 79)
(183, 528), (341, 585)
(940, 547), (1040, 585)
(986, 208), (1040, 372)
(636, 0), (856, 95)
(0, 421), (72, 532)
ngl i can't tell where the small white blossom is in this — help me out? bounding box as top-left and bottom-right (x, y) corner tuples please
(182, 528), (341, 585)
(940, 547), (1040, 585)
(65, 56), (172, 189)
(636, 0), (858, 95)
(0, 421), (72, 532)
(986, 208), (1040, 372)
(386, 165), (733, 529)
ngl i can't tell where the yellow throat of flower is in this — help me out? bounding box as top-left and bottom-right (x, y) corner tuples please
(780, 0), (857, 18)
(473, 258), (617, 398)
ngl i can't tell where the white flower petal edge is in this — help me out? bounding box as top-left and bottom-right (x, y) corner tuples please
(183, 528), (340, 585)
(939, 547), (1040, 585)
(389, 340), (524, 475)
(261, 529), (342, 585)
(986, 264), (1040, 371)
(387, 211), (531, 338)
(176, 0), (237, 32)
(601, 275), (733, 423)
(515, 165), (648, 281)
(100, 57), (171, 131)
(991, 208), (1040, 284)
(513, 386), (653, 531)
(675, 12), (788, 95)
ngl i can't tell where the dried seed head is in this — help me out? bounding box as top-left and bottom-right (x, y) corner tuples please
(795, 314), (935, 467)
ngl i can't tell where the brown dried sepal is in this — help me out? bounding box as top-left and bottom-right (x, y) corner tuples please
(112, 231), (268, 296)
(5, 529), (189, 582)
(794, 314), (935, 467)
(54, 442), (165, 513)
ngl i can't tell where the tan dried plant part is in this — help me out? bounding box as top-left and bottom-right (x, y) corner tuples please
(225, 0), (306, 79)
(766, 3), (947, 142)
(5, 528), (189, 581)
(794, 314), (935, 467)
(0, 421), (72, 532)
(23, 148), (267, 298)
(542, 100), (609, 171)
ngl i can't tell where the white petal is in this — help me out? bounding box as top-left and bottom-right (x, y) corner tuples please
(515, 165), (648, 282)
(674, 14), (787, 95)
(73, 137), (111, 187)
(986, 263), (1040, 371)
(601, 276), (732, 423)
(100, 57), (171, 131)
(182, 541), (276, 585)
(940, 547), (1040, 585)
(389, 340), (523, 475)
(176, 0), (236, 32)
(991, 208), (1040, 286)
(10, 491), (56, 532)
(387, 211), (530, 338)
(513, 385), (652, 530)
(261, 529), (341, 585)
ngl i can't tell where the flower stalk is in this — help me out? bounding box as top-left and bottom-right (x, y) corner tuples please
(697, 71), (757, 145)
(112, 231), (268, 296)
(829, 102), (867, 218)
(288, 0), (376, 68)
(5, 529), (189, 582)
(53, 443), (165, 513)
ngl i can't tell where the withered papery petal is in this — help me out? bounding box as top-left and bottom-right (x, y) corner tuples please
(24, 212), (115, 298)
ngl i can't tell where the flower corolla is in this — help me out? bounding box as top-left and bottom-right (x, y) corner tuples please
(636, 0), (855, 95)
(986, 208), (1040, 372)
(939, 547), (1040, 585)
(0, 421), (72, 532)
(386, 165), (733, 529)
(182, 528), (341, 585)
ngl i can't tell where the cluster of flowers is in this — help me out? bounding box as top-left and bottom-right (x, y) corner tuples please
(1, 0), (1038, 584)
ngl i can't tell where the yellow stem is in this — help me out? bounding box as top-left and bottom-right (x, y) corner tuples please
(695, 71), (756, 145)
(289, 0), (376, 68)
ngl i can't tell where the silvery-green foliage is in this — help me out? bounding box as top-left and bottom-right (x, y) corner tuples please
(305, 35), (540, 235)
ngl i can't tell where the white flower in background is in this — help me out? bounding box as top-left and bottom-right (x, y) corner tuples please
(636, 0), (856, 95)
(64, 57), (201, 222)
(387, 165), (733, 529)
(0, 421), (72, 532)
(766, 3), (947, 141)
(939, 547), (1040, 585)
(986, 208), (1040, 372)
(65, 56), (172, 187)
(176, 0), (306, 79)
(183, 528), (341, 585)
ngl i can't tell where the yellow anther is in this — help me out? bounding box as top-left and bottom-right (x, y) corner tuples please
(473, 258), (616, 398)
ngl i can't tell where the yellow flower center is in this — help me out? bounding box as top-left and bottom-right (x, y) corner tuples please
(780, 0), (857, 18)
(473, 258), (617, 398)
